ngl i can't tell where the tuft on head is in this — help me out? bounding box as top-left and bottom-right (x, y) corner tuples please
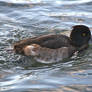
(70, 25), (91, 47)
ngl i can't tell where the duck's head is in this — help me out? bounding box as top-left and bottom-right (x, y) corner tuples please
(70, 25), (91, 50)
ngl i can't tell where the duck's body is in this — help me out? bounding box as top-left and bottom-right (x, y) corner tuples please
(23, 44), (75, 63)
(13, 25), (91, 63)
(14, 34), (71, 54)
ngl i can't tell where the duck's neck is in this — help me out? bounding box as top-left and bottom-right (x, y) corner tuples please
(77, 43), (88, 51)
(72, 43), (88, 51)
(69, 37), (89, 51)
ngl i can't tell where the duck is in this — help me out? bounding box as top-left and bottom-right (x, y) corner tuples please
(13, 25), (91, 63)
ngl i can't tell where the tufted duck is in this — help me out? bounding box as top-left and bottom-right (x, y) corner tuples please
(13, 25), (91, 63)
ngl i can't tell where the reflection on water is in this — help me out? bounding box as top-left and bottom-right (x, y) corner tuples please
(1, 0), (92, 4)
(0, 0), (92, 92)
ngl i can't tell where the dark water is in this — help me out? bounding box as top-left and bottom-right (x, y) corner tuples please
(0, 0), (92, 92)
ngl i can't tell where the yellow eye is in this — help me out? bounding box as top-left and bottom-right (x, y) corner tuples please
(82, 33), (86, 37)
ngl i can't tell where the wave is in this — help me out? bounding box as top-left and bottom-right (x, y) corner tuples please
(0, 0), (92, 5)
(0, 0), (41, 4)
(54, 0), (92, 5)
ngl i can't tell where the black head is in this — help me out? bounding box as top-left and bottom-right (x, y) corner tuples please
(70, 25), (91, 47)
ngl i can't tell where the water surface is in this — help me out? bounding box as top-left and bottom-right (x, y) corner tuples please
(0, 0), (92, 92)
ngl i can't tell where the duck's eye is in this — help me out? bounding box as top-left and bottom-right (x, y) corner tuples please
(82, 33), (86, 37)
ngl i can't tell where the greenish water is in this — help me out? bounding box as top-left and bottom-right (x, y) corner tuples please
(0, 0), (92, 92)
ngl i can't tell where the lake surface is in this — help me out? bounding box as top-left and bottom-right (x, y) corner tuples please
(0, 0), (92, 92)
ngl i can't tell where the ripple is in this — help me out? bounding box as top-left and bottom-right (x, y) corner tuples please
(0, 0), (42, 4)
(54, 0), (92, 5)
(48, 11), (92, 18)
(0, 0), (92, 5)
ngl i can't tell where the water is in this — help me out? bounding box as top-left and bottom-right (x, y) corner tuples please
(0, 0), (92, 92)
